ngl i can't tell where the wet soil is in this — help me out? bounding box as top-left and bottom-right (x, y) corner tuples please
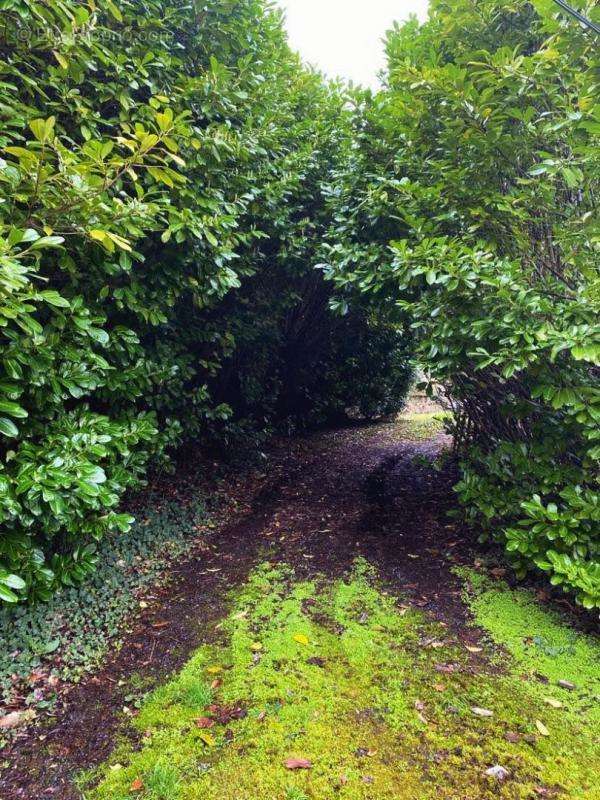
(1, 423), (482, 799)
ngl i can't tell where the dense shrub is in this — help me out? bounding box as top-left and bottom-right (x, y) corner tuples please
(213, 286), (413, 432)
(9, 0), (593, 614)
(324, 1), (599, 607)
(0, 0), (412, 603)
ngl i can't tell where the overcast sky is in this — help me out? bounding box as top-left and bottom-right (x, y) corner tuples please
(275, 1), (429, 88)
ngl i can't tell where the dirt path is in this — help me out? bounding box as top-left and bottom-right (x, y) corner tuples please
(3, 421), (599, 799)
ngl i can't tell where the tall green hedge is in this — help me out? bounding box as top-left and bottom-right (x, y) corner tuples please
(0, 0), (413, 603)
(324, 0), (599, 607)
(412, 1), (599, 609)
(7, 0), (593, 612)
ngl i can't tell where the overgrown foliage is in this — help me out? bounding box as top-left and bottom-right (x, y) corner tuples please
(324, 1), (599, 607)
(0, 0), (412, 602)
(0, 494), (206, 709)
(2, 0), (596, 611)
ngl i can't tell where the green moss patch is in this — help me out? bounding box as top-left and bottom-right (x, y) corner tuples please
(83, 561), (600, 800)
(395, 412), (450, 441)
(460, 569), (600, 691)
(459, 568), (600, 797)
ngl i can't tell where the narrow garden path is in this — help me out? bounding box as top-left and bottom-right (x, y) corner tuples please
(4, 418), (599, 799)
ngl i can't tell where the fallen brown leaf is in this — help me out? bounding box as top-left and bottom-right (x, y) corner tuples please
(195, 717), (215, 729)
(0, 712), (23, 730)
(284, 758), (312, 770)
(435, 663), (457, 674)
(0, 710), (35, 730)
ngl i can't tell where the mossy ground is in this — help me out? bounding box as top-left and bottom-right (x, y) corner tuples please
(395, 412), (449, 441)
(81, 561), (600, 800)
